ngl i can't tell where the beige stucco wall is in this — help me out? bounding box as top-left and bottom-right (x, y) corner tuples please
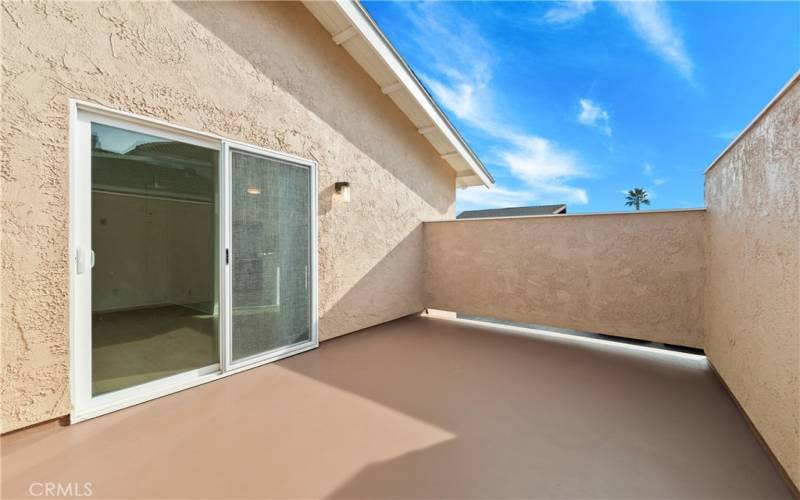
(424, 210), (706, 348)
(1, 2), (455, 432)
(704, 77), (800, 488)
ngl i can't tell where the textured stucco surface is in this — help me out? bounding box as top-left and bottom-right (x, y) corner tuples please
(1, 1), (454, 432)
(704, 78), (800, 489)
(424, 211), (706, 348)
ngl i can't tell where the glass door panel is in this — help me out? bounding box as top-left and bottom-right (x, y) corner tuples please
(90, 123), (219, 396)
(230, 149), (311, 364)
(73, 103), (318, 421)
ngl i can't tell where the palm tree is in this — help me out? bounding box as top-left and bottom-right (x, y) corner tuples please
(625, 188), (650, 210)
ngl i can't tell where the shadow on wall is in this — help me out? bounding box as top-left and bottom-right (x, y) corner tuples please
(175, 1), (454, 214)
(318, 183), (336, 217)
(278, 316), (793, 499)
(319, 225), (425, 340)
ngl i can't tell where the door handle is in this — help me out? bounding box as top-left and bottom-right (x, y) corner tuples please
(76, 249), (95, 274)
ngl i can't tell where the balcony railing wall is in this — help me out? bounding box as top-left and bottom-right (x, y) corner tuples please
(424, 209), (706, 348)
(704, 74), (799, 489)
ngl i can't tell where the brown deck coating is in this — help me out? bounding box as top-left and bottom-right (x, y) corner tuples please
(1, 316), (793, 499)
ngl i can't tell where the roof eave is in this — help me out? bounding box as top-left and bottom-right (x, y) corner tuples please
(303, 0), (494, 189)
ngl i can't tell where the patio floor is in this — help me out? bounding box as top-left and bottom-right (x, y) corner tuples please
(1, 315), (792, 499)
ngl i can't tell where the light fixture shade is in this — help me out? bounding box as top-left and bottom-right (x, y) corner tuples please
(246, 187), (262, 195)
(335, 181), (350, 202)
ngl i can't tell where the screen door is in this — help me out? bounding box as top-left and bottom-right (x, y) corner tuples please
(226, 147), (313, 368)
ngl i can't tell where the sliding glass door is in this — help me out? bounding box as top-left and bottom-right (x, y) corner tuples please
(71, 103), (317, 421)
(226, 147), (313, 368)
(89, 123), (220, 396)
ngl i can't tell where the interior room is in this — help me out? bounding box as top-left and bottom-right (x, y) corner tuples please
(90, 123), (220, 395)
(89, 123), (312, 396)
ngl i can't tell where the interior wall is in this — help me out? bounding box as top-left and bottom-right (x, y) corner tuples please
(424, 210), (706, 348)
(1, 2), (455, 432)
(166, 199), (217, 312)
(91, 193), (215, 313)
(704, 75), (800, 489)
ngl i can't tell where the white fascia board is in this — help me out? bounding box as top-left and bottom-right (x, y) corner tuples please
(328, 0), (494, 188)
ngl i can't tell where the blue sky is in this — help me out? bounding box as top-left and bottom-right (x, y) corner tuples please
(363, 1), (800, 213)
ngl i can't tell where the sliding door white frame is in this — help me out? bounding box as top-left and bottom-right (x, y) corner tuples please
(223, 140), (319, 372)
(68, 100), (318, 423)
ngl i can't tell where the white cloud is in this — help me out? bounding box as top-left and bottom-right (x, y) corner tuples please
(458, 186), (538, 210)
(715, 130), (738, 141)
(402, 3), (590, 209)
(641, 164), (667, 186)
(578, 99), (612, 135)
(544, 0), (595, 25)
(404, 4), (494, 128)
(425, 80), (486, 126)
(455, 131), (589, 210)
(498, 135), (589, 204)
(613, 1), (694, 82)
(453, 127), (589, 208)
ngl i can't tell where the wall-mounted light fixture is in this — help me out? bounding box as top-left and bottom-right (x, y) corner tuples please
(246, 187), (262, 195)
(334, 181), (351, 203)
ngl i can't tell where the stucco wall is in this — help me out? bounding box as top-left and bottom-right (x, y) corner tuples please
(704, 76), (800, 488)
(424, 210), (706, 348)
(1, 2), (455, 432)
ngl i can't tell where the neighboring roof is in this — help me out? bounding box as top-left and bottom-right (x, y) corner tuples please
(303, 0), (494, 188)
(457, 204), (567, 219)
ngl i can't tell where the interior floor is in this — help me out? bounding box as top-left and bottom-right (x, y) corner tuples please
(92, 305), (217, 395)
(3, 315), (793, 499)
(91, 304), (299, 395)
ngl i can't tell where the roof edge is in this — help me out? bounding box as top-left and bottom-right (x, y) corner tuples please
(304, 0), (494, 188)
